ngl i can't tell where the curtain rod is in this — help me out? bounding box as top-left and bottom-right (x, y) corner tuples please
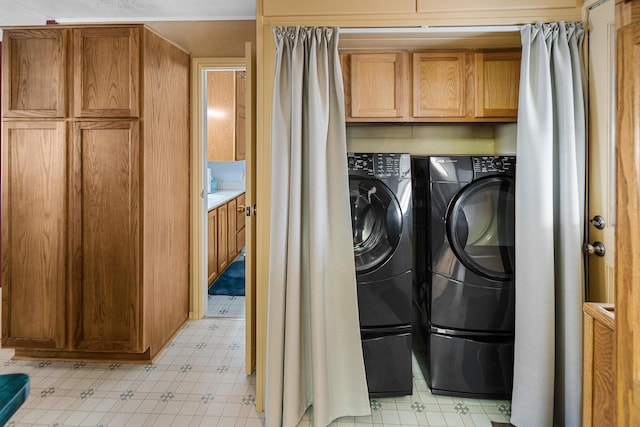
(340, 25), (522, 34)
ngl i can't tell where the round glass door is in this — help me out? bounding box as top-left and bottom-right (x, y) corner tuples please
(445, 176), (515, 281)
(350, 177), (403, 273)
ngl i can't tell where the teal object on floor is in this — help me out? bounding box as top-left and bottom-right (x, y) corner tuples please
(0, 373), (29, 425)
(208, 259), (245, 296)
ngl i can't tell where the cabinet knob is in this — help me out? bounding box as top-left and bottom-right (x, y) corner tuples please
(237, 205), (245, 213)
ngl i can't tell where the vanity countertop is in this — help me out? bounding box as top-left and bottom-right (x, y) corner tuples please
(207, 190), (245, 211)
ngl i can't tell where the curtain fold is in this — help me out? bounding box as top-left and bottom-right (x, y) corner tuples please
(266, 26), (371, 427)
(511, 22), (586, 427)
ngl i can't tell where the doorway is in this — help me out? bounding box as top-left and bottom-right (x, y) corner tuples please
(203, 68), (247, 319)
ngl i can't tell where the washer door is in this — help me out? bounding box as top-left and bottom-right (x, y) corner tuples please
(445, 176), (515, 281)
(350, 177), (402, 274)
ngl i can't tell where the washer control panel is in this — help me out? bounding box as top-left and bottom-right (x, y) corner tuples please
(472, 156), (516, 177)
(348, 153), (411, 179)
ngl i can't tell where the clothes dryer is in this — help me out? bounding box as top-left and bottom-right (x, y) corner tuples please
(412, 155), (515, 399)
(348, 152), (413, 397)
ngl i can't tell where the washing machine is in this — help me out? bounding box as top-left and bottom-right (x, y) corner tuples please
(412, 155), (516, 399)
(348, 152), (413, 397)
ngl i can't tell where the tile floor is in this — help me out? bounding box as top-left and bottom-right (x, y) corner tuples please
(1, 318), (512, 426)
(206, 296), (246, 319)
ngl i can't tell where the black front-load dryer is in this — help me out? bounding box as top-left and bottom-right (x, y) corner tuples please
(348, 152), (413, 397)
(412, 155), (516, 399)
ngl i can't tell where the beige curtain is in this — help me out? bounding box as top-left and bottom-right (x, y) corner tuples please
(511, 22), (586, 427)
(265, 27), (371, 427)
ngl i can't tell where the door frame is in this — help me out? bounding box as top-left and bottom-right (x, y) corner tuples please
(190, 57), (246, 321)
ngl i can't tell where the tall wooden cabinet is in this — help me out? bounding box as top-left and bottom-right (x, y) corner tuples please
(1, 25), (190, 362)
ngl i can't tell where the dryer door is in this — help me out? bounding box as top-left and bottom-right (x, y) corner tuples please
(350, 177), (402, 274)
(445, 176), (515, 281)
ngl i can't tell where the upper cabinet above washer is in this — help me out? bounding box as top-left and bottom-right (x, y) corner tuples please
(341, 49), (521, 123)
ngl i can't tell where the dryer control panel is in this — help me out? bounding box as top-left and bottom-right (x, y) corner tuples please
(348, 153), (411, 179)
(472, 156), (516, 178)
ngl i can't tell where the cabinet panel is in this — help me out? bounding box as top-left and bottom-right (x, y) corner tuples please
(207, 71), (236, 161)
(218, 203), (229, 273)
(350, 53), (406, 119)
(413, 52), (467, 118)
(72, 120), (140, 352)
(236, 71), (247, 161)
(208, 209), (218, 285)
(263, 0), (415, 16)
(228, 199), (238, 260)
(418, 0), (579, 13)
(2, 29), (67, 118)
(1, 121), (68, 349)
(236, 194), (246, 233)
(73, 28), (140, 118)
(474, 51), (521, 118)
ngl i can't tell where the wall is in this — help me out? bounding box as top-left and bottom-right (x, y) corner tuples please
(346, 123), (507, 156)
(208, 160), (246, 191)
(146, 20), (255, 56)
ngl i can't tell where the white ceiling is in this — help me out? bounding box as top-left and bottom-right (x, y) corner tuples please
(0, 0), (256, 28)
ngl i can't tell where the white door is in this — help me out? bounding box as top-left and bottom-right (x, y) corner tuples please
(585, 0), (615, 303)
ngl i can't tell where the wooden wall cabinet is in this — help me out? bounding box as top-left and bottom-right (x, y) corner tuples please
(235, 71), (247, 161)
(341, 49), (520, 123)
(2, 29), (67, 118)
(207, 71), (246, 162)
(344, 52), (407, 120)
(412, 51), (468, 118)
(474, 50), (521, 118)
(1, 26), (190, 362)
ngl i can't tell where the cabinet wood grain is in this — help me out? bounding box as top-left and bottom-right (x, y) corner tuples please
(236, 71), (247, 161)
(73, 27), (140, 118)
(1, 121), (68, 349)
(583, 303), (615, 427)
(350, 52), (406, 119)
(474, 50), (521, 118)
(228, 198), (238, 260)
(208, 209), (219, 285)
(2, 29), (67, 118)
(413, 51), (467, 118)
(218, 203), (229, 273)
(71, 121), (140, 352)
(2, 25), (190, 362)
(207, 71), (236, 161)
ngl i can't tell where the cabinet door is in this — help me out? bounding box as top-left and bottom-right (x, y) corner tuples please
(263, 0), (415, 16)
(207, 71), (236, 161)
(2, 29), (67, 118)
(71, 120), (141, 352)
(236, 194), (246, 233)
(208, 209), (218, 285)
(2, 121), (68, 349)
(218, 203), (229, 273)
(350, 53), (406, 119)
(236, 194), (246, 252)
(228, 198), (238, 260)
(474, 50), (521, 119)
(73, 28), (140, 118)
(235, 71), (247, 161)
(413, 52), (467, 118)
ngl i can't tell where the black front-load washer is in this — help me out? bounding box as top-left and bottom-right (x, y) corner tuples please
(412, 155), (516, 399)
(348, 152), (413, 397)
